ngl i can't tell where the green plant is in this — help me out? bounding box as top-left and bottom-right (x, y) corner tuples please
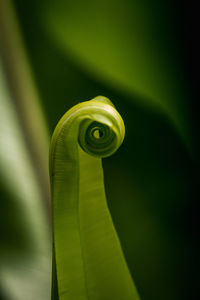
(50, 96), (140, 300)
(0, 1), (198, 300)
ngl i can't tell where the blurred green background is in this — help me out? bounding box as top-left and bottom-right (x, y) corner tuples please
(0, 0), (199, 299)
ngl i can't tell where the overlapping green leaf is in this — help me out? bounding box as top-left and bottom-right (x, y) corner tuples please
(0, 56), (51, 300)
(0, 1), (51, 298)
(42, 0), (194, 150)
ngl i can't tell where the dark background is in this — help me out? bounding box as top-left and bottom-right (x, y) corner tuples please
(1, 1), (199, 299)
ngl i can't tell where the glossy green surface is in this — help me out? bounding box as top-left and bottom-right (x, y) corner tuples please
(49, 96), (140, 300)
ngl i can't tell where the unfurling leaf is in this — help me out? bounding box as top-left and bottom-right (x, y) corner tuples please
(50, 96), (140, 300)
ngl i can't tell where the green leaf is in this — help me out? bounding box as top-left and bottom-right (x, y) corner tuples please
(50, 96), (140, 300)
(42, 0), (194, 151)
(0, 1), (51, 298)
(0, 57), (51, 300)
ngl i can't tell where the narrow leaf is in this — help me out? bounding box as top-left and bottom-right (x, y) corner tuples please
(50, 96), (140, 300)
